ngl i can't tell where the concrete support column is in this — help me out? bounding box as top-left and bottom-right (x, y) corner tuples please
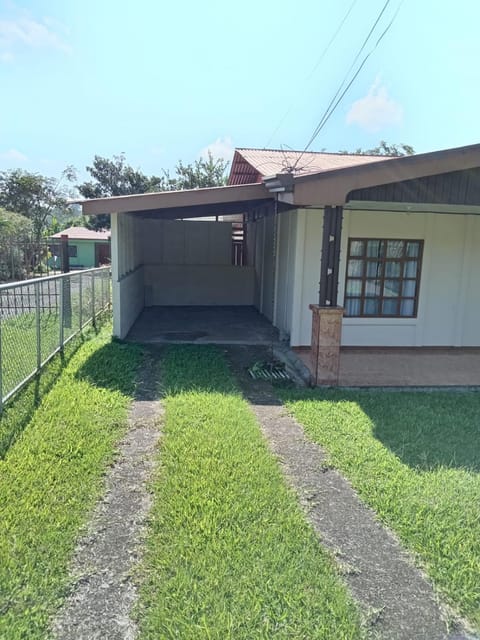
(309, 305), (344, 385)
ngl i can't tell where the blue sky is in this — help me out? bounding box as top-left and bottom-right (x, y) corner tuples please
(1, 0), (479, 182)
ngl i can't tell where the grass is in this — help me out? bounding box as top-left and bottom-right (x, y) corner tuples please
(137, 346), (362, 640)
(1, 311), (60, 398)
(279, 388), (480, 632)
(0, 324), (142, 639)
(1, 285), (105, 403)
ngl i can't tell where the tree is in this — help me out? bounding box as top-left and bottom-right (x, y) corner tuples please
(78, 152), (230, 229)
(78, 154), (166, 230)
(167, 152), (229, 190)
(0, 167), (76, 243)
(0, 208), (33, 281)
(339, 140), (415, 156)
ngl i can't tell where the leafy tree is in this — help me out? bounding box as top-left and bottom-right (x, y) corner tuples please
(167, 152), (229, 190)
(78, 154), (166, 230)
(78, 152), (230, 229)
(339, 140), (414, 156)
(0, 167), (76, 243)
(0, 208), (33, 280)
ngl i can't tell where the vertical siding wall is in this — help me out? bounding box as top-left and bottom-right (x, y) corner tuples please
(273, 211), (298, 339)
(291, 208), (480, 347)
(290, 209), (324, 346)
(140, 219), (254, 306)
(111, 212), (145, 339)
(247, 215), (276, 320)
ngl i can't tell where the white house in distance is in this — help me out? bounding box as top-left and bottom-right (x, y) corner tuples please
(79, 143), (480, 385)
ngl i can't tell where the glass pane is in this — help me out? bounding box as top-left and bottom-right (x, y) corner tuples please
(365, 279), (381, 297)
(366, 261), (383, 278)
(346, 279), (362, 296)
(406, 242), (420, 257)
(385, 261), (401, 277)
(345, 298), (361, 316)
(400, 299), (415, 316)
(347, 259), (364, 277)
(386, 240), (404, 258)
(402, 279), (417, 297)
(382, 299), (398, 315)
(404, 260), (418, 278)
(350, 240), (364, 256)
(383, 279), (401, 297)
(367, 240), (384, 257)
(364, 299), (379, 315)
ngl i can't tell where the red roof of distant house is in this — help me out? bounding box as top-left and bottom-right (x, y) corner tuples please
(50, 226), (111, 241)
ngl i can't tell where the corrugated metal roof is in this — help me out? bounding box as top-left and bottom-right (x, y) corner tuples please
(229, 148), (391, 185)
(50, 226), (111, 240)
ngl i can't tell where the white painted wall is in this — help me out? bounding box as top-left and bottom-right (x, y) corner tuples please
(289, 209), (324, 346)
(111, 212), (145, 339)
(144, 265), (254, 305)
(141, 219), (232, 265)
(291, 208), (480, 347)
(140, 219), (254, 307)
(274, 211), (297, 339)
(247, 215), (276, 319)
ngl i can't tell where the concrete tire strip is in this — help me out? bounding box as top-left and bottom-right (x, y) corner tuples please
(228, 348), (472, 640)
(53, 349), (163, 640)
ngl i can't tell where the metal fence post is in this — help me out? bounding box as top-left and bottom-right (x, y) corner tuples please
(59, 276), (64, 350)
(91, 271), (96, 328)
(79, 272), (83, 331)
(100, 270), (105, 311)
(35, 281), (41, 371)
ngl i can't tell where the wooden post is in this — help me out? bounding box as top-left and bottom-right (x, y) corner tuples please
(60, 235), (70, 274)
(319, 206), (343, 307)
(310, 205), (345, 385)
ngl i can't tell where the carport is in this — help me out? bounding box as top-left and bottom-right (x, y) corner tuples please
(80, 183), (281, 342)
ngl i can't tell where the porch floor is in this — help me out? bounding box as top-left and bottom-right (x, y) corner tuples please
(126, 306), (279, 345)
(294, 347), (480, 387)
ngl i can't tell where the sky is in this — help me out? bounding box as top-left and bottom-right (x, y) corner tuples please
(1, 0), (480, 183)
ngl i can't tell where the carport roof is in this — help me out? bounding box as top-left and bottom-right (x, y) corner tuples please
(79, 182), (273, 219)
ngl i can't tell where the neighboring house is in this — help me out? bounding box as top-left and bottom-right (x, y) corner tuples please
(50, 227), (111, 269)
(79, 143), (480, 384)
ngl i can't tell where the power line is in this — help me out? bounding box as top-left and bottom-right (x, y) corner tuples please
(264, 0), (358, 149)
(292, 0), (403, 171)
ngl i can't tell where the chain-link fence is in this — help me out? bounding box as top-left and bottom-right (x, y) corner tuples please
(0, 267), (111, 411)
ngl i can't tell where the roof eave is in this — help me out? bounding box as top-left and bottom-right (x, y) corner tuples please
(291, 143), (480, 206)
(80, 182), (271, 216)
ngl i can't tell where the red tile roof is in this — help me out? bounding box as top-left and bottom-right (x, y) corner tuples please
(229, 148), (392, 185)
(50, 226), (111, 240)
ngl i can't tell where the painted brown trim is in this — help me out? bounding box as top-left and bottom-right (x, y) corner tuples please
(292, 144), (480, 206)
(80, 183), (271, 216)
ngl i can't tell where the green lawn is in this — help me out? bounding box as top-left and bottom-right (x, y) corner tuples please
(0, 325), (141, 639)
(1, 288), (103, 403)
(1, 311), (60, 399)
(137, 346), (362, 640)
(279, 389), (480, 632)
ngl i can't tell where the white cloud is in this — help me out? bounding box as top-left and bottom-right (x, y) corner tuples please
(200, 137), (234, 161)
(346, 78), (403, 133)
(0, 6), (70, 61)
(0, 148), (28, 162)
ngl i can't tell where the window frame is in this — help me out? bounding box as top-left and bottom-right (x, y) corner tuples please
(343, 238), (424, 318)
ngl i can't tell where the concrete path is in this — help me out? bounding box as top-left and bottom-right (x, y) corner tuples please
(227, 346), (471, 640)
(52, 350), (162, 640)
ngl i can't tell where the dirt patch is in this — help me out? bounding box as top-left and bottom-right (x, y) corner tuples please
(52, 348), (163, 640)
(226, 345), (470, 640)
